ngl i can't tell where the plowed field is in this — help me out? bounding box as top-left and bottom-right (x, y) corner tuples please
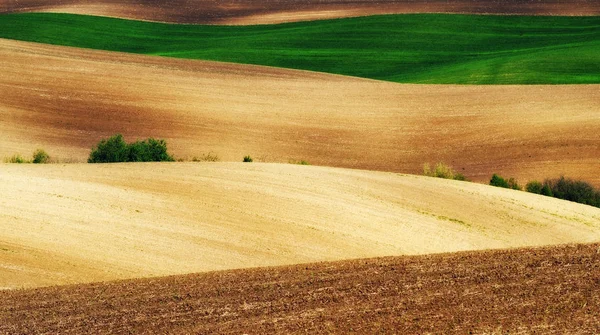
(1, 243), (598, 334)
(1, 39), (599, 185)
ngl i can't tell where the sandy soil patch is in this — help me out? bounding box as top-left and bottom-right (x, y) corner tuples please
(0, 162), (599, 288)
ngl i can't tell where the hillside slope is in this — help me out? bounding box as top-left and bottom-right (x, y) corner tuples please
(1, 243), (598, 333)
(2, 0), (599, 24)
(1, 162), (600, 289)
(1, 39), (599, 185)
(1, 13), (598, 84)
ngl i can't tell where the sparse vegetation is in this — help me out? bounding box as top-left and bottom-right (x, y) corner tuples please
(5, 154), (27, 164)
(243, 155), (253, 163)
(490, 174), (521, 190)
(192, 152), (220, 162)
(88, 134), (174, 163)
(423, 163), (467, 181)
(290, 159), (310, 165)
(4, 149), (51, 164)
(32, 149), (49, 164)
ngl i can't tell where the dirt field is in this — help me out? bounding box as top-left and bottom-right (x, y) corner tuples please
(2, 0), (599, 24)
(1, 39), (599, 185)
(1, 162), (599, 289)
(1, 243), (598, 333)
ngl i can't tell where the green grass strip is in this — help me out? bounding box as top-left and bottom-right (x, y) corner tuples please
(0, 13), (598, 84)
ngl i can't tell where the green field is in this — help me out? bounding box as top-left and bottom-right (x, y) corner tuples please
(1, 13), (599, 84)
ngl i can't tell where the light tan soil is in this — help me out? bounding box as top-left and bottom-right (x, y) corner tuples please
(1, 162), (599, 289)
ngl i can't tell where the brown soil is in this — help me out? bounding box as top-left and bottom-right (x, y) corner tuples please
(1, 162), (600, 289)
(1, 39), (599, 186)
(1, 243), (598, 334)
(2, 0), (599, 24)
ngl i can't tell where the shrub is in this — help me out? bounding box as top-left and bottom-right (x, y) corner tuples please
(32, 149), (49, 164)
(490, 174), (509, 188)
(540, 183), (553, 197)
(127, 138), (174, 162)
(88, 134), (174, 163)
(525, 181), (543, 194)
(192, 152), (220, 162)
(290, 159), (310, 165)
(5, 154), (26, 164)
(453, 172), (467, 181)
(243, 155), (253, 163)
(507, 177), (522, 190)
(423, 162), (467, 181)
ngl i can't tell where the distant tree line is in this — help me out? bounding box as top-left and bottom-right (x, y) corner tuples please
(490, 173), (600, 209)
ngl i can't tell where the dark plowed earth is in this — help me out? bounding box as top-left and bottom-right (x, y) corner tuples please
(2, 0), (599, 25)
(2, 243), (599, 334)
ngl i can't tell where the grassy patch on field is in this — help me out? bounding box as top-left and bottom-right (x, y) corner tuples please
(0, 13), (598, 84)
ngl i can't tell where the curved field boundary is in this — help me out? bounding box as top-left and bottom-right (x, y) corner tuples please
(1, 243), (598, 333)
(0, 13), (598, 84)
(1, 39), (599, 186)
(0, 163), (599, 289)
(2, 0), (599, 24)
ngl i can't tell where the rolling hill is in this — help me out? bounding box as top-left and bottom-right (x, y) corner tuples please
(1, 243), (598, 333)
(1, 162), (600, 289)
(1, 39), (599, 186)
(0, 13), (598, 84)
(2, 0), (599, 24)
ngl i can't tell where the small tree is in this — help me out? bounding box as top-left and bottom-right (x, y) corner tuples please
(243, 155), (253, 162)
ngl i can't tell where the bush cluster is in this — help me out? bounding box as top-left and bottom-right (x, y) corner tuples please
(88, 134), (174, 163)
(489, 174), (521, 190)
(526, 176), (600, 207)
(423, 163), (467, 181)
(243, 155), (253, 163)
(4, 149), (50, 164)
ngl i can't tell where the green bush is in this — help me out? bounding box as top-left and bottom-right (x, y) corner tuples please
(543, 176), (599, 207)
(423, 162), (467, 181)
(88, 134), (174, 163)
(540, 184), (553, 197)
(525, 181), (543, 194)
(490, 174), (510, 188)
(243, 155), (253, 163)
(32, 149), (49, 164)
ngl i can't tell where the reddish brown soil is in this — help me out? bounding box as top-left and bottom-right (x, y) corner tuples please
(2, 39), (599, 186)
(1, 243), (599, 334)
(2, 0), (599, 24)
